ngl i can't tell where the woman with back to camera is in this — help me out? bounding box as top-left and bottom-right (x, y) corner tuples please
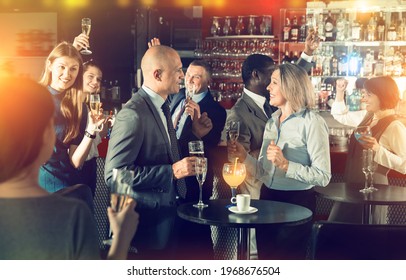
(329, 76), (406, 224)
(228, 63), (331, 259)
(38, 42), (105, 195)
(0, 77), (138, 259)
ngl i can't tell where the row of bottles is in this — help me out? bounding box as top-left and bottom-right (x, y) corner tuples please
(310, 11), (406, 43)
(282, 15), (308, 42)
(311, 45), (406, 77)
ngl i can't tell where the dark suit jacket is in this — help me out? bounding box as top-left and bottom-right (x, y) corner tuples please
(104, 88), (177, 251)
(169, 88), (226, 201)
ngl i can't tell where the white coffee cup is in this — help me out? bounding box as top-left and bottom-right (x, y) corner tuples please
(236, 194), (251, 212)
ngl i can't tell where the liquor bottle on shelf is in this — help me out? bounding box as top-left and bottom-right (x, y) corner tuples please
(324, 10), (335, 42)
(281, 50), (291, 64)
(366, 13), (376, 41)
(317, 13), (325, 41)
(290, 15), (299, 42)
(338, 52), (348, 76)
(398, 16), (406, 41)
(322, 46), (332, 76)
(363, 49), (375, 77)
(392, 48), (403, 76)
(331, 50), (338, 76)
(299, 15), (307, 42)
(387, 14), (397, 41)
(351, 15), (362, 42)
(374, 50), (385, 76)
(335, 11), (347, 41)
(377, 12), (386, 41)
(282, 17), (291, 42)
(348, 47), (361, 76)
(384, 47), (395, 76)
(290, 51), (299, 64)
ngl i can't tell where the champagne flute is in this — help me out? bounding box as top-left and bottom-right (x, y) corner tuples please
(103, 168), (134, 246)
(193, 157), (208, 208)
(222, 162), (246, 205)
(80, 18), (92, 55)
(188, 140), (204, 157)
(360, 149), (371, 193)
(89, 94), (103, 132)
(228, 121), (240, 142)
(367, 149), (378, 192)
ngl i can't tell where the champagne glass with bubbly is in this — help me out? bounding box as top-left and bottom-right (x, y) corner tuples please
(81, 18), (92, 55)
(222, 162), (246, 204)
(89, 93), (103, 131)
(194, 157), (208, 208)
(103, 168), (134, 246)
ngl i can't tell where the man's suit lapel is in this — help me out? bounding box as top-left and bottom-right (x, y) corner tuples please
(241, 93), (268, 122)
(138, 89), (175, 163)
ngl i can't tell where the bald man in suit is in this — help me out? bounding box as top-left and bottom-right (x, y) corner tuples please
(105, 45), (200, 259)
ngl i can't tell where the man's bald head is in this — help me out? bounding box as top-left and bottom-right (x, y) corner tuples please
(141, 45), (184, 97)
(141, 45), (178, 76)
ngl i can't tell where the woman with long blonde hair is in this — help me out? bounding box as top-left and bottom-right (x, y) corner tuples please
(38, 41), (103, 192)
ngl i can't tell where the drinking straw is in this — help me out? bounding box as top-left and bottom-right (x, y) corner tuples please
(233, 157), (239, 175)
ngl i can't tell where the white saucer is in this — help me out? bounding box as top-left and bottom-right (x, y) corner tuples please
(228, 206), (258, 214)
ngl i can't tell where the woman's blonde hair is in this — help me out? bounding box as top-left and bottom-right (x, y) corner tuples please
(278, 63), (315, 112)
(39, 41), (84, 144)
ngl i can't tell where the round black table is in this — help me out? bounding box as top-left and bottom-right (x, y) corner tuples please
(315, 182), (406, 224)
(177, 199), (313, 260)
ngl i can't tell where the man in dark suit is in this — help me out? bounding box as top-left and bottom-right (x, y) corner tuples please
(169, 59), (227, 259)
(104, 45), (200, 259)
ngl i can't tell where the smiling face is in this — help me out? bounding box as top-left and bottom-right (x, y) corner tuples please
(185, 65), (209, 94)
(83, 65), (102, 94)
(161, 51), (184, 95)
(362, 90), (381, 113)
(266, 69), (287, 108)
(49, 56), (80, 92)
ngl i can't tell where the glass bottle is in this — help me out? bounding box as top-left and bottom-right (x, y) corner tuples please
(281, 50), (291, 64)
(377, 12), (386, 41)
(290, 15), (299, 42)
(338, 52), (348, 76)
(299, 15), (307, 42)
(317, 13), (325, 40)
(363, 49), (374, 77)
(235, 16), (245, 36)
(324, 10), (335, 41)
(282, 17), (291, 42)
(335, 11), (347, 41)
(374, 50), (385, 76)
(322, 46), (332, 76)
(366, 13), (376, 41)
(290, 51), (299, 64)
(331, 50), (338, 76)
(351, 16), (362, 41)
(387, 14), (397, 41)
(348, 47), (361, 76)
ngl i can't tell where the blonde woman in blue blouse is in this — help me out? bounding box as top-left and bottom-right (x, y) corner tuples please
(228, 63), (331, 259)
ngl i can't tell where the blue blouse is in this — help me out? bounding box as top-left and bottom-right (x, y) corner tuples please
(39, 86), (87, 192)
(245, 108), (331, 191)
